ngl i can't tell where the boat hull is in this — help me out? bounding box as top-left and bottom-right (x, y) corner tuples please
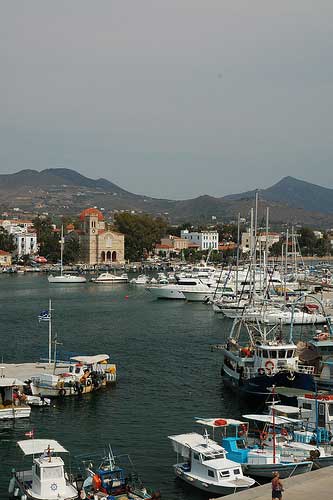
(48, 275), (86, 283)
(174, 465), (253, 495)
(146, 286), (185, 299)
(244, 461), (312, 478)
(0, 406), (31, 420)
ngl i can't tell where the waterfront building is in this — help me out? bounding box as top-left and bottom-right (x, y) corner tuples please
(180, 230), (219, 250)
(241, 229), (281, 253)
(0, 250), (12, 266)
(0, 219), (37, 258)
(78, 208), (125, 265)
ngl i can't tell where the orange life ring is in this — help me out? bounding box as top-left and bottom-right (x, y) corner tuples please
(265, 360), (275, 375)
(214, 418), (227, 427)
(92, 474), (102, 490)
(281, 428), (288, 437)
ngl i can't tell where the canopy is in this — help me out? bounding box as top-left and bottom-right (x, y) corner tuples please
(0, 377), (26, 387)
(267, 404), (303, 415)
(243, 414), (301, 425)
(195, 417), (246, 428)
(18, 439), (68, 456)
(70, 354), (109, 364)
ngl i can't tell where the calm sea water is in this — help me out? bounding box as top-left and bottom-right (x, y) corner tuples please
(0, 273), (251, 499)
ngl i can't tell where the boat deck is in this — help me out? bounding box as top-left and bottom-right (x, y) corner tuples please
(0, 362), (71, 381)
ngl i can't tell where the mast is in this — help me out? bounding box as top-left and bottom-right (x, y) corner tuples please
(235, 213), (240, 297)
(48, 298), (52, 365)
(272, 385), (276, 464)
(265, 207), (269, 292)
(284, 228), (289, 302)
(60, 225), (64, 277)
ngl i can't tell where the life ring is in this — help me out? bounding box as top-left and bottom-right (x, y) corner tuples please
(258, 367), (265, 375)
(92, 474), (102, 491)
(265, 360), (275, 375)
(214, 419), (227, 427)
(281, 428), (288, 437)
(260, 431), (268, 441)
(58, 388), (66, 397)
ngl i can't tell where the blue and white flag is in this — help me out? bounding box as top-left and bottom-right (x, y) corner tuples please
(38, 310), (50, 322)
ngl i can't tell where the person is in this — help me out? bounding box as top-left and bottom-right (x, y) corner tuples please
(271, 471), (283, 500)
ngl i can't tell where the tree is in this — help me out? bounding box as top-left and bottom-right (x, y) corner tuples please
(33, 217), (60, 262)
(0, 227), (16, 252)
(63, 232), (81, 264)
(114, 213), (168, 261)
(298, 228), (317, 256)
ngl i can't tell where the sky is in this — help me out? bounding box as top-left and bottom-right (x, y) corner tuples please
(1, 1), (333, 199)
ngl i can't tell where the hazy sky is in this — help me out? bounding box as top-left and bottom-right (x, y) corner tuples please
(1, 1), (333, 199)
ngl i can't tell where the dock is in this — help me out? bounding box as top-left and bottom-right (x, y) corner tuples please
(213, 467), (333, 500)
(0, 362), (70, 381)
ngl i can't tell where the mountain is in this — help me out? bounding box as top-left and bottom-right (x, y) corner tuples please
(226, 176), (333, 214)
(1, 168), (333, 227)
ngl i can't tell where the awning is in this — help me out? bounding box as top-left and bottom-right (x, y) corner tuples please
(70, 354), (109, 364)
(195, 417), (246, 428)
(243, 414), (301, 425)
(0, 378), (26, 387)
(18, 439), (68, 455)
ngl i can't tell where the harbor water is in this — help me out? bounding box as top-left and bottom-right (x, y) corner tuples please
(0, 273), (249, 499)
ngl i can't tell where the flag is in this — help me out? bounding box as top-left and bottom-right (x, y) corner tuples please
(25, 430), (34, 438)
(38, 310), (50, 322)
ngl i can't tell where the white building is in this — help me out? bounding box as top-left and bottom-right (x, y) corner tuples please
(180, 230), (219, 250)
(0, 220), (37, 258)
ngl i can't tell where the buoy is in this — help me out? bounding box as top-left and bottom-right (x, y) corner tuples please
(125, 295), (129, 299)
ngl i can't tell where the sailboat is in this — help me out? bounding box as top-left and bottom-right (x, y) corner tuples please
(48, 226), (86, 283)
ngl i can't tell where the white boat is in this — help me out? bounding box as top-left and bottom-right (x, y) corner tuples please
(92, 272), (128, 284)
(168, 430), (255, 495)
(9, 439), (78, 500)
(0, 378), (31, 420)
(30, 355), (116, 398)
(146, 277), (211, 300)
(48, 226), (86, 284)
(130, 274), (149, 285)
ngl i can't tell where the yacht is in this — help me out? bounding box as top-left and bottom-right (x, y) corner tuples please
(92, 271), (128, 284)
(48, 226), (86, 284)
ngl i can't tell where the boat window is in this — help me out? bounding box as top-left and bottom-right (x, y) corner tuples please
(287, 350), (293, 358)
(43, 466), (63, 480)
(328, 404), (333, 416)
(75, 367), (81, 374)
(233, 469), (240, 475)
(34, 464), (41, 478)
(319, 404), (325, 416)
(302, 402), (312, 410)
(219, 470), (230, 478)
(203, 453), (225, 461)
(270, 351), (277, 359)
(69, 366), (74, 373)
(236, 440), (246, 449)
(279, 350), (286, 358)
(193, 453), (200, 461)
(207, 470), (215, 478)
(262, 350), (268, 358)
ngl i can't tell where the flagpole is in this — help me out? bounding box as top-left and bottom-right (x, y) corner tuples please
(48, 298), (52, 365)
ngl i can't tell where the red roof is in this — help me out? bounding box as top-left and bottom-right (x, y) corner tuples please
(156, 243), (173, 249)
(79, 208), (104, 221)
(0, 250), (10, 256)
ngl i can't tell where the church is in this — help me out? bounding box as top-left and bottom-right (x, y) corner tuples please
(78, 208), (125, 265)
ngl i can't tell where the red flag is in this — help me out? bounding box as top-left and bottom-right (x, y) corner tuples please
(25, 430), (34, 438)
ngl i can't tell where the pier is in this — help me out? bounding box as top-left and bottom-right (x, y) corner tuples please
(213, 467), (333, 500)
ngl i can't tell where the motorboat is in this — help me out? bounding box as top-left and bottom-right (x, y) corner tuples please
(77, 444), (160, 499)
(8, 439), (78, 500)
(130, 274), (150, 285)
(194, 417), (313, 479)
(48, 226), (86, 284)
(29, 355), (116, 398)
(0, 378), (31, 420)
(220, 317), (315, 400)
(92, 271), (128, 283)
(168, 429), (255, 495)
(146, 277), (212, 300)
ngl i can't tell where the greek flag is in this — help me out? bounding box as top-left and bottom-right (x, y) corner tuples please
(38, 310), (50, 322)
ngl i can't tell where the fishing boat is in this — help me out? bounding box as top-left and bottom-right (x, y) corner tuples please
(0, 378), (31, 420)
(48, 226), (86, 284)
(220, 317), (315, 400)
(77, 444), (160, 499)
(8, 439), (78, 499)
(29, 355), (116, 398)
(91, 271), (128, 283)
(168, 429), (255, 495)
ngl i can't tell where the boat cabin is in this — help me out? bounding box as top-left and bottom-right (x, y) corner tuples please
(252, 343), (298, 375)
(0, 377), (31, 420)
(297, 394), (333, 442)
(13, 439), (77, 499)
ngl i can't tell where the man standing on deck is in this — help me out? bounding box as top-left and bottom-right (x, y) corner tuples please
(272, 471), (284, 500)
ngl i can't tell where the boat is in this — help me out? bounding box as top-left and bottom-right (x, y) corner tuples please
(168, 429), (255, 495)
(220, 317), (315, 400)
(130, 274), (150, 285)
(8, 439), (78, 499)
(77, 444), (160, 499)
(0, 378), (31, 420)
(92, 271), (128, 283)
(48, 226), (86, 284)
(29, 355), (116, 398)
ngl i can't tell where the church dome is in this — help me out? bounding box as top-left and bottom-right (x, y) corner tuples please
(79, 208), (104, 221)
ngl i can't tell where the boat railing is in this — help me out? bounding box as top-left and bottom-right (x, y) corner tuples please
(297, 365), (315, 375)
(243, 363), (314, 378)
